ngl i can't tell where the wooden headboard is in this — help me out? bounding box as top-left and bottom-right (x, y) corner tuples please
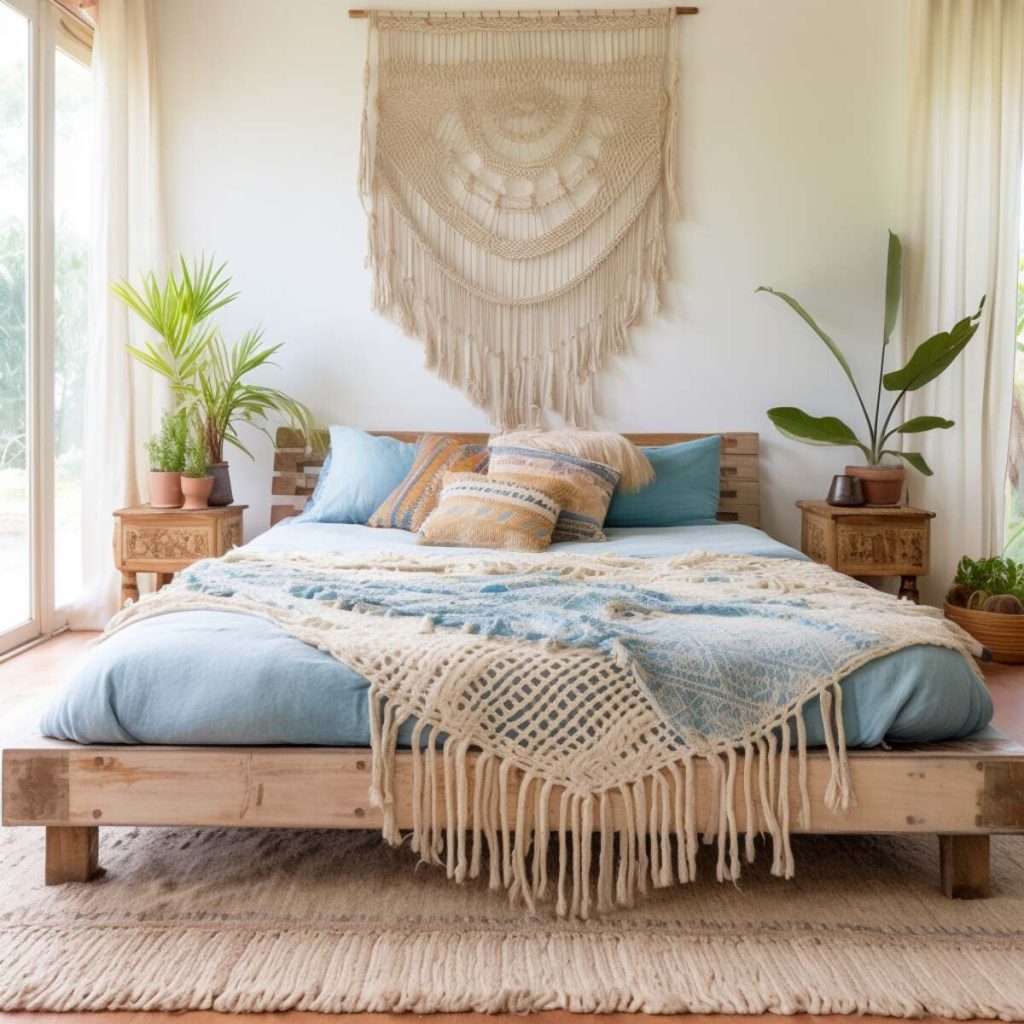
(271, 429), (760, 528)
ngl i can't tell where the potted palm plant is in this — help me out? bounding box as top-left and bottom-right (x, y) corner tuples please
(180, 433), (214, 510)
(758, 232), (985, 504)
(113, 257), (320, 506)
(144, 409), (188, 508)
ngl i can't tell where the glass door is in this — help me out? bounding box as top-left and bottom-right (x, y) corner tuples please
(52, 31), (91, 609)
(0, 0), (92, 656)
(0, 0), (35, 651)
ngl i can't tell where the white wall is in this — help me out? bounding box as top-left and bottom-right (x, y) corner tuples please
(154, 0), (906, 548)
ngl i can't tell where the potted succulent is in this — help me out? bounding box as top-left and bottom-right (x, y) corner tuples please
(113, 256), (321, 506)
(945, 555), (1024, 663)
(180, 434), (214, 510)
(758, 232), (985, 504)
(144, 409), (188, 508)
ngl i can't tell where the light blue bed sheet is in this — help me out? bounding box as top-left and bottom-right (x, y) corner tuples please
(41, 523), (993, 748)
(262, 520), (804, 560)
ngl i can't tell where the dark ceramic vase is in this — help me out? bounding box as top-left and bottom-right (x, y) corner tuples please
(826, 474), (865, 507)
(207, 462), (233, 506)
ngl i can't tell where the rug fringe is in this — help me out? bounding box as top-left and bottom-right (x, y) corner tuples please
(3, 920), (1023, 1015)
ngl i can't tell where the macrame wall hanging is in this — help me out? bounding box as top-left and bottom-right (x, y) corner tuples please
(357, 8), (682, 429)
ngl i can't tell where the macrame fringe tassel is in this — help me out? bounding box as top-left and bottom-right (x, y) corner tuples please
(366, 682), (854, 919)
(366, 184), (670, 429)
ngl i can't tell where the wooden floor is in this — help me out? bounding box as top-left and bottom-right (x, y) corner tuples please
(1, 631), (1021, 1024)
(979, 660), (1024, 741)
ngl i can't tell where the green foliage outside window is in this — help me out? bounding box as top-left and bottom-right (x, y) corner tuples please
(0, 216), (88, 473)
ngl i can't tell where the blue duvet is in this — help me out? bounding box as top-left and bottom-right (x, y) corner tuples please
(41, 523), (993, 748)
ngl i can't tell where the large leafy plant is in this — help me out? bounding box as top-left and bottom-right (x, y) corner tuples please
(758, 232), (985, 475)
(113, 257), (320, 464)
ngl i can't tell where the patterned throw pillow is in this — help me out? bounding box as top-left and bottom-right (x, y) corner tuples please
(418, 473), (566, 552)
(488, 429), (653, 492)
(487, 446), (620, 542)
(368, 435), (489, 532)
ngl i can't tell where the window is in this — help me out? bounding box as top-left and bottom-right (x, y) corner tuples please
(0, 3), (31, 642)
(0, 0), (92, 654)
(53, 44), (91, 607)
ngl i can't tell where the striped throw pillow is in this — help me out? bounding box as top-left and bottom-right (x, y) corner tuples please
(418, 473), (567, 552)
(487, 446), (620, 542)
(368, 435), (489, 532)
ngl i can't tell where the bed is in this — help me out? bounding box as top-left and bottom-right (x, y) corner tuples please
(4, 431), (1023, 903)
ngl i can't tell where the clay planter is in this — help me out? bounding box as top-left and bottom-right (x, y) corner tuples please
(844, 464), (906, 506)
(148, 471), (183, 509)
(181, 475), (215, 510)
(944, 603), (1024, 664)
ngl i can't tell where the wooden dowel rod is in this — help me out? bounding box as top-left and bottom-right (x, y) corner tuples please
(348, 7), (699, 16)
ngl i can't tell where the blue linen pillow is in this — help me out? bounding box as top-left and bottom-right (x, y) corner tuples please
(296, 426), (417, 524)
(605, 434), (722, 528)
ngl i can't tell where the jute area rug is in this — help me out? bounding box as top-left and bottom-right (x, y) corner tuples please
(1, 824), (1023, 1016)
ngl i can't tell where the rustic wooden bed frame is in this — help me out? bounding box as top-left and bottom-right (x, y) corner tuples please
(3, 430), (1023, 900)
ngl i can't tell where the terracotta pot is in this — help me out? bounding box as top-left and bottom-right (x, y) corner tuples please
(944, 603), (1024, 664)
(148, 470), (183, 509)
(844, 464), (906, 506)
(208, 462), (233, 506)
(181, 475), (215, 510)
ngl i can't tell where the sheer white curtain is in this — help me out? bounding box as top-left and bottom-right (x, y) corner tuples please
(902, 0), (1024, 605)
(69, 0), (166, 629)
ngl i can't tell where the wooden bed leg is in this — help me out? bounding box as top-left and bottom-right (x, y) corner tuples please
(45, 826), (99, 885)
(939, 834), (990, 899)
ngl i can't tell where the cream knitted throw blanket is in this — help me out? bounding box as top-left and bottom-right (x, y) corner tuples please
(358, 9), (680, 429)
(103, 549), (982, 917)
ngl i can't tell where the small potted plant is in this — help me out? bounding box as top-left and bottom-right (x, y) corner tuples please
(759, 232), (985, 504)
(180, 434), (214, 510)
(945, 555), (1024, 663)
(145, 409), (188, 508)
(113, 256), (321, 506)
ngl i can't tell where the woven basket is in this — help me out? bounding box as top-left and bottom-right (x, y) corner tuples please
(944, 602), (1024, 664)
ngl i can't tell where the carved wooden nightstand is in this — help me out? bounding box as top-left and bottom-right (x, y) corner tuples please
(796, 500), (935, 602)
(113, 504), (247, 607)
